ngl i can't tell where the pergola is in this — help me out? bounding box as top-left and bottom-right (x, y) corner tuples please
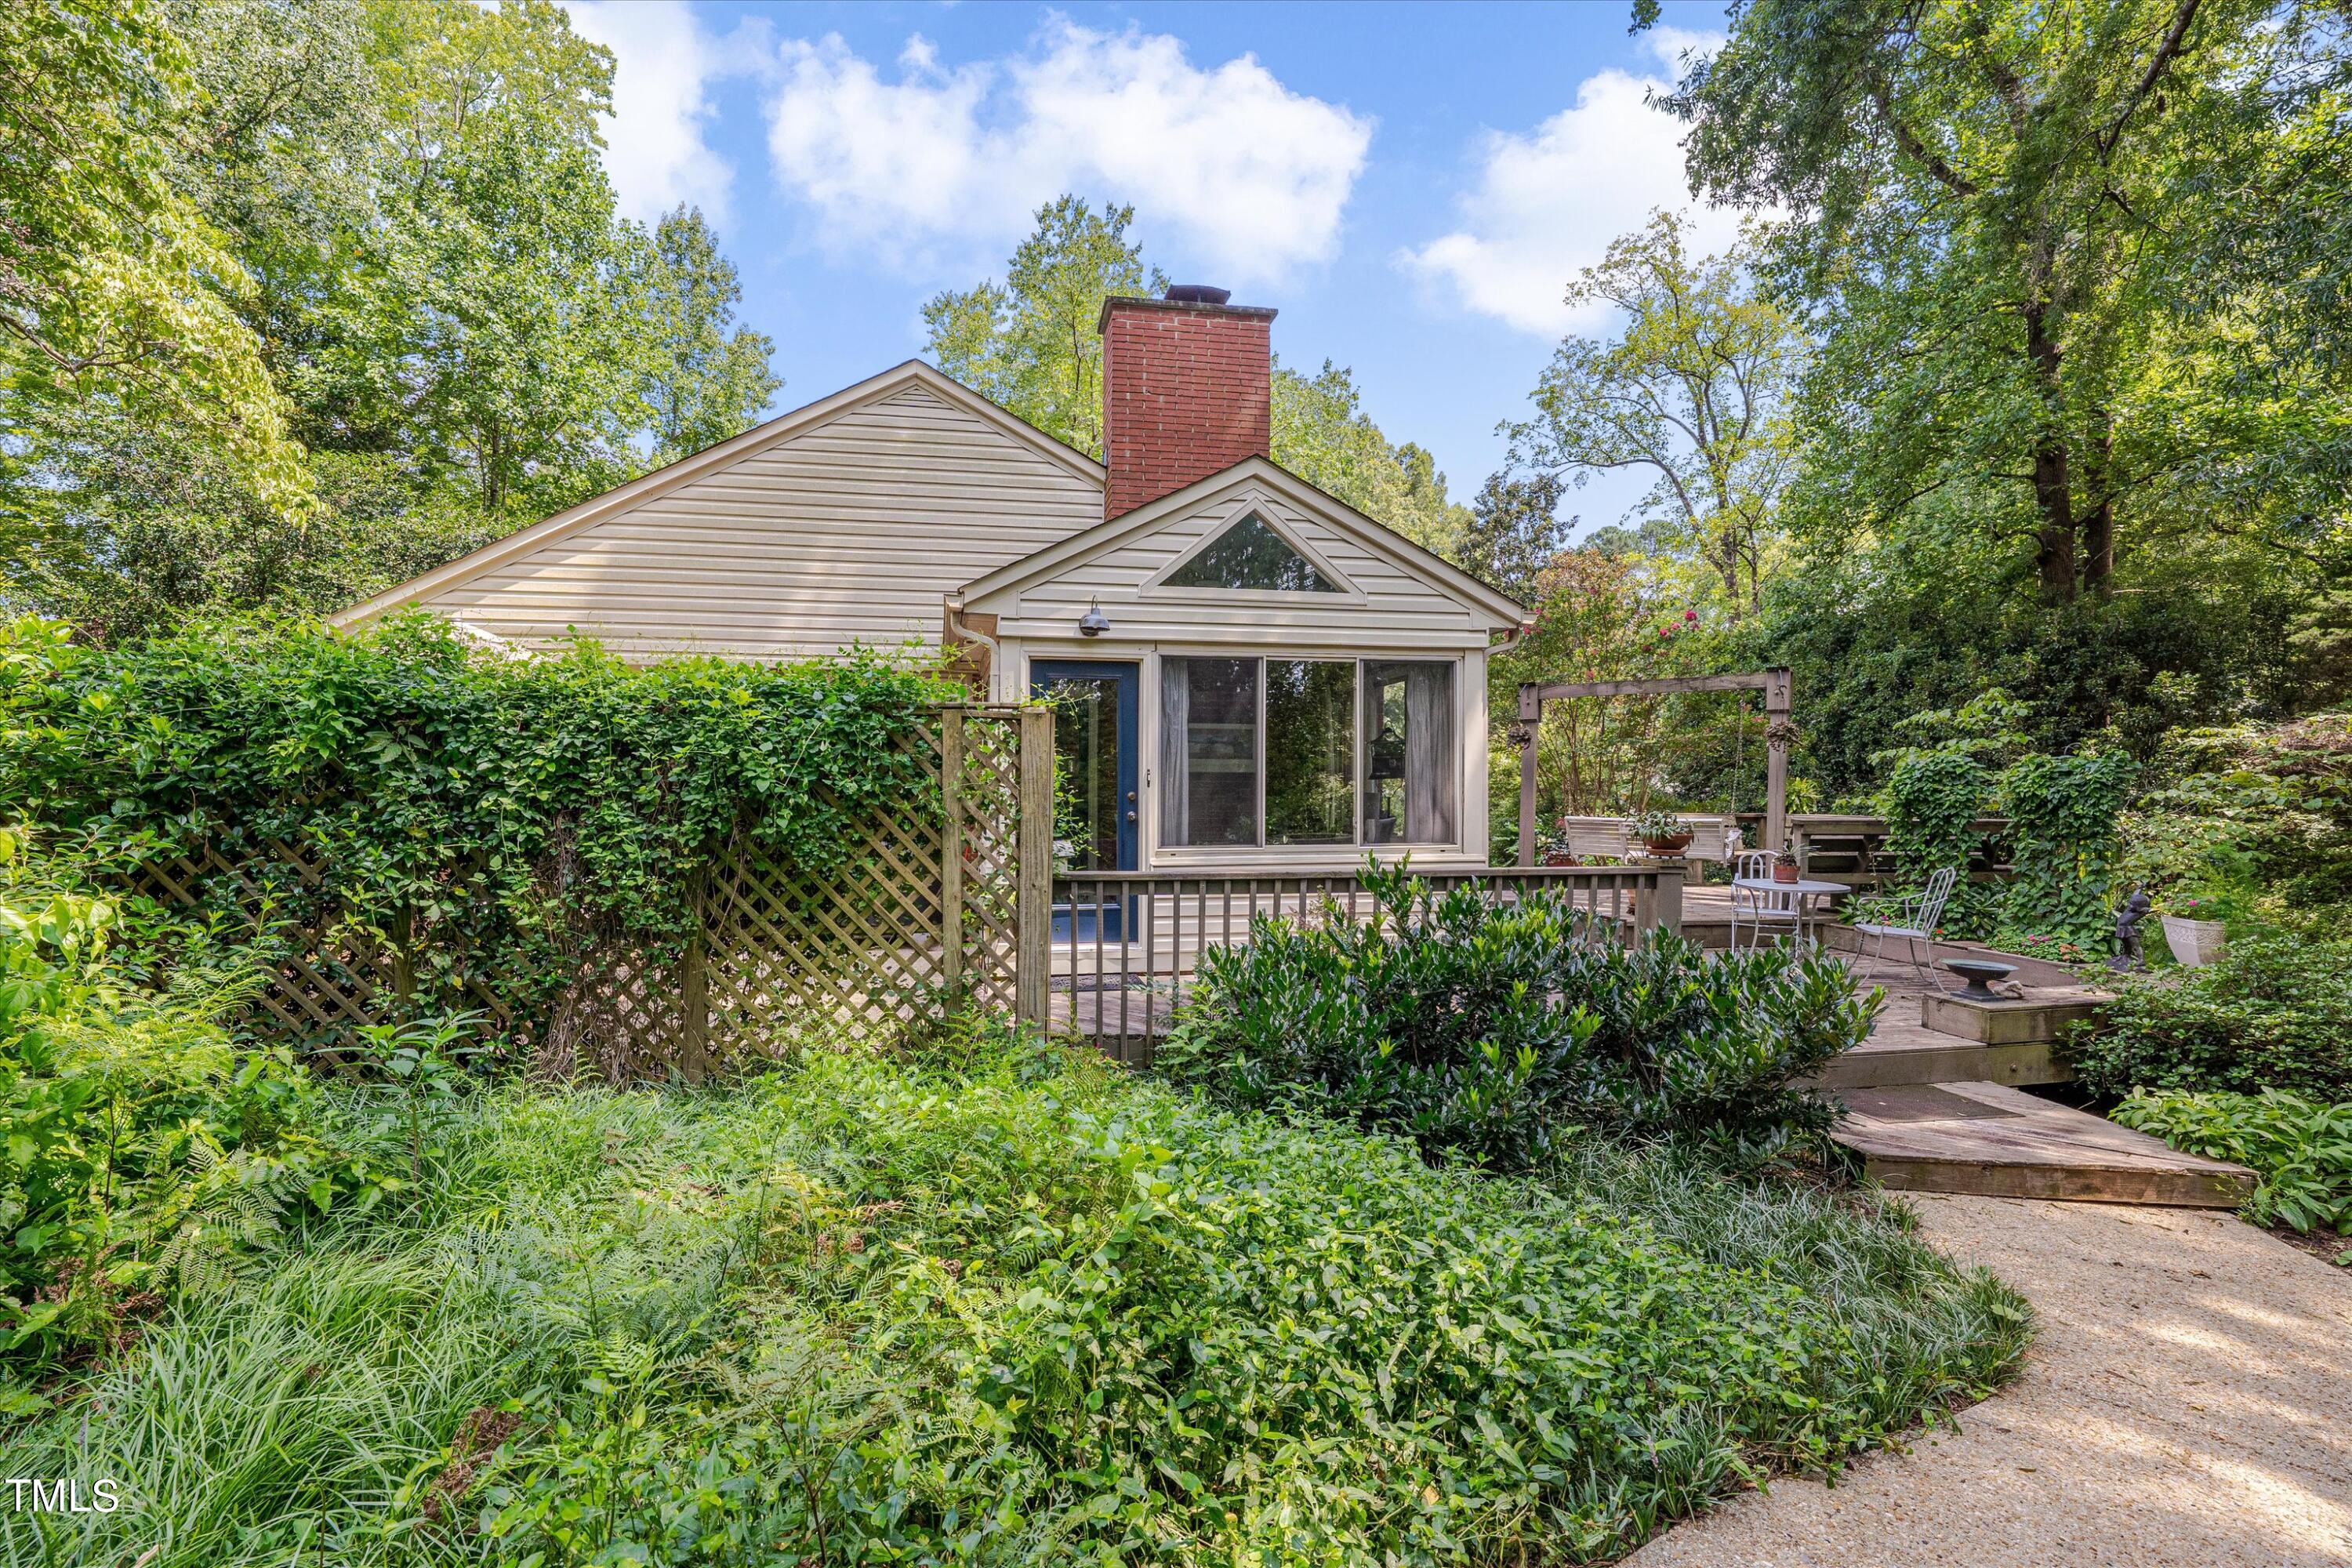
(1511, 669), (1795, 867)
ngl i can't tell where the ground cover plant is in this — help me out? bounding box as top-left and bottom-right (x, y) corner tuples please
(2111, 1088), (2352, 1239)
(1157, 864), (1876, 1169)
(2, 1023), (2028, 1568)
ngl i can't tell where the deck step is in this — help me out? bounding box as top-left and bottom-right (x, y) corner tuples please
(1918, 990), (2105, 1045)
(1831, 1081), (2256, 1207)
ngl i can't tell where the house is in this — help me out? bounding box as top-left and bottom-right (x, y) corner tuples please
(335, 286), (1530, 872)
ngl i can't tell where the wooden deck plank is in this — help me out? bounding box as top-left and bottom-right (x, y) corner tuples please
(1832, 1081), (2256, 1207)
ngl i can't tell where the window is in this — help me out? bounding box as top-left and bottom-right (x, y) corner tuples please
(1164, 513), (1340, 592)
(1162, 657), (1258, 847)
(1159, 656), (1454, 849)
(1362, 661), (1457, 844)
(1265, 660), (1356, 844)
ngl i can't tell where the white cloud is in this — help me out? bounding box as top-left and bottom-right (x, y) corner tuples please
(564, 1), (736, 226)
(760, 20), (1374, 282)
(1399, 29), (1749, 337)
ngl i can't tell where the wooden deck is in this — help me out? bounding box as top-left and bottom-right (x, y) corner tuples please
(1835, 1081), (2256, 1207)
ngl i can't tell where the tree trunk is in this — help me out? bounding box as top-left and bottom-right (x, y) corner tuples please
(2024, 306), (2077, 600)
(2081, 408), (2115, 593)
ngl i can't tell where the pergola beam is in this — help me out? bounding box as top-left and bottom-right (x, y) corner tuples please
(1514, 668), (1793, 867)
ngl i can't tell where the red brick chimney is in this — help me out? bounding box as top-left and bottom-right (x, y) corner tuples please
(1097, 285), (1276, 521)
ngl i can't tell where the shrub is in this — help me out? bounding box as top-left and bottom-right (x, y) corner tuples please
(1156, 863), (1877, 1167)
(1995, 750), (2136, 948)
(8, 1025), (2027, 1567)
(2064, 930), (2352, 1101)
(2111, 1088), (2352, 1233)
(0, 831), (379, 1373)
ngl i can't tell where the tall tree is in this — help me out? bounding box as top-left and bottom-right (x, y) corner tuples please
(925, 196), (1472, 554)
(634, 206), (782, 465)
(1458, 472), (1570, 602)
(1502, 211), (1802, 619)
(2, 0), (782, 636)
(1658, 0), (2346, 601)
(924, 197), (1163, 463)
(0, 0), (310, 525)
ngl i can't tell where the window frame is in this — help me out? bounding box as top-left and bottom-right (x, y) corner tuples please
(1142, 499), (1370, 605)
(1157, 652), (1458, 855)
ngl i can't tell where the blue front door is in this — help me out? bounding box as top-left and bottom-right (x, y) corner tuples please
(1031, 660), (1138, 938)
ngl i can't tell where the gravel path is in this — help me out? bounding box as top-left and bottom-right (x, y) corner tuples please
(1626, 1195), (2352, 1567)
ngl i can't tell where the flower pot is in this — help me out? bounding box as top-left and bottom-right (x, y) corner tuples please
(1640, 832), (1693, 857)
(1771, 862), (1799, 884)
(2161, 914), (2227, 968)
(1543, 851), (1579, 867)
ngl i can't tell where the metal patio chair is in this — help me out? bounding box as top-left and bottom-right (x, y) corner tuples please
(1853, 866), (1958, 985)
(1729, 850), (1802, 953)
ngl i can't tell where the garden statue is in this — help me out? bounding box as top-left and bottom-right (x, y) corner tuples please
(2110, 887), (2152, 972)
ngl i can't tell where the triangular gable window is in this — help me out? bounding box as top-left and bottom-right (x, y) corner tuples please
(1165, 513), (1340, 592)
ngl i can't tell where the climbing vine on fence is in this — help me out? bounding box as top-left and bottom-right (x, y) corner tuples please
(0, 615), (956, 1041)
(1997, 751), (2137, 948)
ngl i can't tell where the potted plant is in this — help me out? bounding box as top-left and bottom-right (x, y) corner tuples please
(1628, 808), (1693, 858)
(2158, 893), (2228, 968)
(1772, 846), (1801, 884)
(1539, 818), (1578, 867)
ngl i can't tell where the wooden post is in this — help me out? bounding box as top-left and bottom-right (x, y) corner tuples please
(938, 710), (964, 1006)
(1515, 683), (1541, 868)
(1763, 666), (1792, 859)
(1014, 705), (1054, 1028)
(1652, 862), (1684, 936)
(678, 867), (710, 1083)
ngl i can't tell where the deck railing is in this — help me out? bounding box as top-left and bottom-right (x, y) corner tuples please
(1049, 864), (1682, 1062)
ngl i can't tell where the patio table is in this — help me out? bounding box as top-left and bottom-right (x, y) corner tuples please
(1730, 875), (1847, 949)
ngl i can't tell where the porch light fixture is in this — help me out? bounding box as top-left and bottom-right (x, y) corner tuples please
(1078, 597), (1111, 637)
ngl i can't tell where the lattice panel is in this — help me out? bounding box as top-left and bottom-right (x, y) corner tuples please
(108, 705), (1041, 1072)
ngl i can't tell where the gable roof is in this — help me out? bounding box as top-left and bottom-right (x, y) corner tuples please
(953, 456), (1531, 630)
(330, 361), (1105, 628)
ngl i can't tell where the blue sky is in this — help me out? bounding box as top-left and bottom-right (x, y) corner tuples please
(561, 1), (1742, 532)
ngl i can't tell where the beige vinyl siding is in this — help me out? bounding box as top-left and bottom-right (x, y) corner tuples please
(419, 385), (1102, 661)
(985, 485), (1487, 650)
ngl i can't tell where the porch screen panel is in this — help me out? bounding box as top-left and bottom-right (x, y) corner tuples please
(1161, 656), (1258, 847)
(1265, 659), (1355, 844)
(1362, 660), (1457, 844)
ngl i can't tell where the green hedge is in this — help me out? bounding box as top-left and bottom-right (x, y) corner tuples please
(0, 616), (954, 1042)
(2065, 930), (2352, 1102)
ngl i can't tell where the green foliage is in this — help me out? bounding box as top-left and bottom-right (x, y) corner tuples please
(1664, 0), (2350, 604)
(2111, 1088), (2352, 1233)
(0, 829), (376, 1374)
(2121, 713), (2352, 928)
(1996, 751), (2136, 946)
(1158, 863), (1876, 1167)
(1504, 210), (1802, 619)
(0, 0), (310, 517)
(6, 0), (781, 637)
(1879, 752), (1987, 885)
(0, 615), (952, 1049)
(7, 1025), (2026, 1566)
(2065, 930), (2352, 1102)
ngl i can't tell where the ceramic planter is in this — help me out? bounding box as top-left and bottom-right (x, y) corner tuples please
(1640, 833), (1694, 857)
(2161, 913), (2227, 968)
(1771, 862), (1799, 884)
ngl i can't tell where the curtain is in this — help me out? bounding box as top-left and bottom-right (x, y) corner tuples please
(1403, 662), (1457, 844)
(1159, 657), (1189, 847)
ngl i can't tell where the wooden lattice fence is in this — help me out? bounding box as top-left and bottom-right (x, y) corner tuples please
(117, 704), (1051, 1077)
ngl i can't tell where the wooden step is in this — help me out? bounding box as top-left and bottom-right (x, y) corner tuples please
(1918, 989), (2106, 1044)
(1802, 1019), (2071, 1090)
(1831, 1081), (2256, 1207)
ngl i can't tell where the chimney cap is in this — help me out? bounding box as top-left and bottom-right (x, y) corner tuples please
(1095, 292), (1278, 333)
(1163, 283), (1231, 304)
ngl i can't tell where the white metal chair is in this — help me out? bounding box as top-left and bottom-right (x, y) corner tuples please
(1730, 850), (1802, 952)
(1853, 866), (1958, 985)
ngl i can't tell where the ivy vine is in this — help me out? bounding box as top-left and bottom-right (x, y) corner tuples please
(1997, 751), (2139, 947)
(0, 615), (956, 1041)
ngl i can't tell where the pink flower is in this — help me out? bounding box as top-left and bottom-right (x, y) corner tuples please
(1683, 610), (1698, 622)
